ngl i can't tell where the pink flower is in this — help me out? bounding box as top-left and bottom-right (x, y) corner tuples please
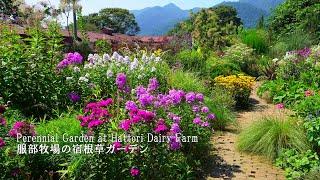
(276, 103), (285, 109)
(305, 90), (313, 97)
(113, 141), (122, 152)
(130, 167), (140, 177)
(193, 117), (202, 125)
(154, 119), (168, 134)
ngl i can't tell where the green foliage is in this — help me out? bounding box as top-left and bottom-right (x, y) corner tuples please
(276, 149), (320, 179)
(0, 23), (68, 117)
(206, 56), (241, 79)
(83, 8), (140, 35)
(95, 39), (112, 54)
(240, 29), (269, 54)
(269, 0), (320, 41)
(237, 116), (310, 160)
(304, 117), (320, 150)
(277, 30), (315, 52)
(168, 70), (206, 94)
(205, 89), (236, 130)
(175, 49), (206, 72)
(192, 7), (238, 50)
(303, 166), (320, 180)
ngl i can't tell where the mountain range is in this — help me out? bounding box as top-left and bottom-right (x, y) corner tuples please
(131, 0), (285, 35)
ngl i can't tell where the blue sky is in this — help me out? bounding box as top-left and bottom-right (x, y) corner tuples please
(25, 0), (235, 15)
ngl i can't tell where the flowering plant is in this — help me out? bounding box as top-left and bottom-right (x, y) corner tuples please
(59, 51), (170, 105)
(214, 74), (255, 107)
(72, 74), (215, 179)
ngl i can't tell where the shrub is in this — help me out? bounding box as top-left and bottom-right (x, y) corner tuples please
(214, 74), (255, 107)
(206, 56), (241, 79)
(304, 117), (320, 150)
(303, 166), (320, 180)
(237, 116), (310, 160)
(223, 43), (261, 76)
(176, 49), (206, 72)
(0, 23), (66, 118)
(167, 70), (206, 94)
(276, 149), (320, 180)
(95, 39), (112, 54)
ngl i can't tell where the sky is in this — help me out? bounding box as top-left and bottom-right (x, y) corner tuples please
(25, 0), (235, 15)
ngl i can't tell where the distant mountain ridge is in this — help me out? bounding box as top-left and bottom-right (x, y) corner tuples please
(131, 1), (285, 35)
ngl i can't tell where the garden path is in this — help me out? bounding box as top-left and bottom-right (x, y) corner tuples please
(205, 83), (285, 180)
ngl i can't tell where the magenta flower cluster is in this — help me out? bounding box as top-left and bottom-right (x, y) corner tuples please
(9, 121), (36, 138)
(57, 52), (83, 69)
(77, 99), (113, 128)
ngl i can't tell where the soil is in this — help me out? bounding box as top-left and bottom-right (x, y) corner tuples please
(205, 83), (285, 180)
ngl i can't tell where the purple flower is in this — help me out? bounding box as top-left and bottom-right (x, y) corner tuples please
(130, 167), (140, 177)
(119, 119), (132, 131)
(201, 121), (210, 127)
(297, 47), (311, 58)
(68, 92), (81, 103)
(148, 78), (159, 91)
(193, 117), (202, 125)
(201, 106), (209, 113)
(172, 116), (181, 124)
(196, 93), (204, 102)
(56, 59), (70, 69)
(171, 123), (181, 133)
(116, 73), (127, 90)
(125, 101), (138, 111)
(192, 106), (200, 113)
(169, 136), (181, 150)
(136, 85), (147, 98)
(139, 93), (154, 107)
(185, 92), (196, 103)
(0, 138), (5, 148)
(207, 113), (216, 120)
(71, 52), (83, 64)
(0, 117), (6, 126)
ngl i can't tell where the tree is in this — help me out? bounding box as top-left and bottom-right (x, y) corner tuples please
(192, 6), (240, 50)
(269, 0), (320, 40)
(83, 8), (140, 35)
(59, 0), (81, 39)
(0, 0), (19, 20)
(210, 5), (242, 27)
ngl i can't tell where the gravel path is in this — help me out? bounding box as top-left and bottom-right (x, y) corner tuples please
(205, 83), (285, 180)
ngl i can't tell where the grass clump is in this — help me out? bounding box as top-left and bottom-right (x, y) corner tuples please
(237, 115), (310, 160)
(168, 70), (206, 94)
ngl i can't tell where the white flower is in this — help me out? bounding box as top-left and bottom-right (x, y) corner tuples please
(66, 77), (73, 81)
(130, 58), (139, 70)
(73, 67), (80, 72)
(155, 57), (161, 63)
(79, 77), (89, 83)
(138, 74), (143, 79)
(151, 67), (156, 72)
(85, 73), (90, 78)
(112, 52), (120, 60)
(84, 64), (93, 69)
(106, 69), (113, 78)
(272, 58), (279, 63)
(123, 56), (131, 64)
(103, 54), (110, 62)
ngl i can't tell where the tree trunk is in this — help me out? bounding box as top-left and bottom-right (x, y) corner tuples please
(72, 3), (77, 40)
